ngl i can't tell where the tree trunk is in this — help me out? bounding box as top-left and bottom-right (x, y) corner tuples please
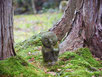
(50, 0), (102, 58)
(32, 0), (37, 14)
(0, 0), (16, 60)
(50, 0), (77, 41)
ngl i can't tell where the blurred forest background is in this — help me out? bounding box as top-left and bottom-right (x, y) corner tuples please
(13, 0), (67, 43)
(13, 0), (65, 14)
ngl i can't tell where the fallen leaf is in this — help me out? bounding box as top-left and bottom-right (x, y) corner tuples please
(61, 65), (65, 67)
(99, 68), (102, 71)
(47, 72), (56, 76)
(65, 69), (73, 72)
(57, 69), (61, 71)
(95, 58), (100, 61)
(28, 58), (35, 62)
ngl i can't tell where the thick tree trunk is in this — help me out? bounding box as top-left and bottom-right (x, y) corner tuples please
(0, 0), (16, 60)
(50, 0), (102, 58)
(83, 0), (102, 58)
(50, 0), (77, 41)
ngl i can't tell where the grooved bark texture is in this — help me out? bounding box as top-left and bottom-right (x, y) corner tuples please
(83, 0), (102, 58)
(0, 0), (16, 60)
(50, 0), (102, 58)
(49, 0), (77, 41)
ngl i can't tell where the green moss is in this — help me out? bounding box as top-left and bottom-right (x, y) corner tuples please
(54, 48), (102, 77)
(41, 48), (101, 77)
(15, 34), (42, 52)
(75, 48), (102, 67)
(0, 56), (49, 77)
(13, 34), (102, 77)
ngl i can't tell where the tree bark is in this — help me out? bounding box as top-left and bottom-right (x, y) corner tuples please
(32, 0), (37, 14)
(0, 0), (16, 60)
(50, 0), (77, 41)
(50, 0), (102, 58)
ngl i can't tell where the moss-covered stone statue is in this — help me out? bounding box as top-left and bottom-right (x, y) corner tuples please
(41, 32), (59, 65)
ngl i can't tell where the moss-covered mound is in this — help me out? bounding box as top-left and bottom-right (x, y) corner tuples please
(54, 48), (102, 77)
(15, 34), (42, 52)
(0, 56), (49, 77)
(0, 34), (102, 77)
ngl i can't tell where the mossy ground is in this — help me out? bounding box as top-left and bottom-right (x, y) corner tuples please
(0, 56), (49, 77)
(1, 34), (102, 77)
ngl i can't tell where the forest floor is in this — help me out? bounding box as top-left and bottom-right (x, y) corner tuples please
(0, 13), (102, 77)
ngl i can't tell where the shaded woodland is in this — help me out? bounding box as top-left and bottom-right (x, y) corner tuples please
(13, 0), (63, 14)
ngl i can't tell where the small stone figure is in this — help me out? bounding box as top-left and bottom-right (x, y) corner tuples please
(41, 32), (59, 65)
